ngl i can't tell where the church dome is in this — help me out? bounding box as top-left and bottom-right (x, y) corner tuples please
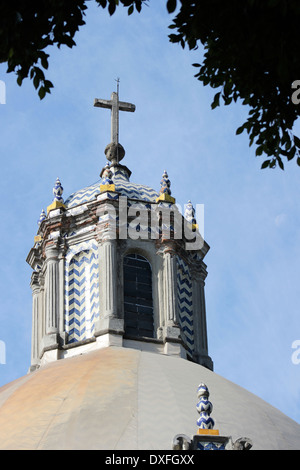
(0, 346), (299, 450)
(65, 164), (159, 208)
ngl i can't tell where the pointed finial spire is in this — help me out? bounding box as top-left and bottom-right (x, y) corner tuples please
(53, 177), (64, 203)
(160, 170), (172, 196)
(185, 200), (198, 230)
(156, 170), (175, 203)
(47, 177), (66, 214)
(38, 209), (46, 225)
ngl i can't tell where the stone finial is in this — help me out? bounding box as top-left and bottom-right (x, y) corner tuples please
(196, 383), (215, 431)
(38, 209), (46, 225)
(104, 142), (125, 164)
(156, 170), (175, 204)
(47, 177), (66, 214)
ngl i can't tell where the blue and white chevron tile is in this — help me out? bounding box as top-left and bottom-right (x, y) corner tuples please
(64, 172), (159, 208)
(176, 255), (194, 356)
(65, 240), (99, 343)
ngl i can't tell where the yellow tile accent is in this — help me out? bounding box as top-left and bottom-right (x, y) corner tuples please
(156, 193), (176, 204)
(100, 184), (116, 193)
(197, 429), (219, 435)
(47, 201), (65, 215)
(34, 235), (42, 243)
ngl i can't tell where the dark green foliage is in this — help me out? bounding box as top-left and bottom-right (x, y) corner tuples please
(168, 0), (300, 169)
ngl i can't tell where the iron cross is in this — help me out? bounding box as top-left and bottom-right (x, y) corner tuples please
(94, 82), (136, 145)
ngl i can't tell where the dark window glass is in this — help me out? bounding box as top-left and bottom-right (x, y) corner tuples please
(123, 253), (154, 338)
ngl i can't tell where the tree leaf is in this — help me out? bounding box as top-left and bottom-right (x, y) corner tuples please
(236, 125), (245, 135)
(261, 160), (270, 169)
(277, 156), (284, 170)
(256, 145), (264, 156)
(38, 86), (46, 100)
(108, 1), (116, 15)
(33, 74), (40, 90)
(211, 91), (220, 110)
(294, 135), (300, 148)
(167, 0), (177, 13)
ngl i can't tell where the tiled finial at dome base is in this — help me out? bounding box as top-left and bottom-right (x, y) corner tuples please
(100, 162), (116, 193)
(47, 177), (66, 214)
(156, 170), (175, 204)
(196, 383), (218, 434)
(172, 383), (253, 450)
(185, 200), (198, 230)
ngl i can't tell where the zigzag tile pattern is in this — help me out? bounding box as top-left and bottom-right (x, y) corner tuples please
(176, 255), (194, 356)
(65, 181), (100, 208)
(65, 169), (159, 208)
(65, 241), (99, 343)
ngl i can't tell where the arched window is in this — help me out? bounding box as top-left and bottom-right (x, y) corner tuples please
(123, 253), (154, 338)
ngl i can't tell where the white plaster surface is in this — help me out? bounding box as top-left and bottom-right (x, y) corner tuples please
(0, 346), (299, 450)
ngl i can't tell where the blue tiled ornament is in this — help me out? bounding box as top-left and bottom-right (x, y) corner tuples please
(38, 209), (46, 225)
(53, 177), (64, 203)
(185, 200), (197, 225)
(196, 383), (215, 430)
(101, 163), (114, 185)
(159, 170), (172, 196)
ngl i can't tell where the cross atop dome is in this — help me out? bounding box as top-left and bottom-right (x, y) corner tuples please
(94, 79), (135, 164)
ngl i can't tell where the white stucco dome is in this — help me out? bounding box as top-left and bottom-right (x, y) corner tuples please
(0, 346), (299, 450)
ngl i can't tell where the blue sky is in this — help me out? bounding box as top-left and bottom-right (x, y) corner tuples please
(0, 3), (299, 424)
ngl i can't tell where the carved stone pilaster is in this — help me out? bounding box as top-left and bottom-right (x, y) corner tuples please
(160, 245), (181, 351)
(42, 246), (59, 350)
(30, 272), (40, 370)
(58, 250), (67, 344)
(191, 261), (213, 370)
(96, 238), (124, 336)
